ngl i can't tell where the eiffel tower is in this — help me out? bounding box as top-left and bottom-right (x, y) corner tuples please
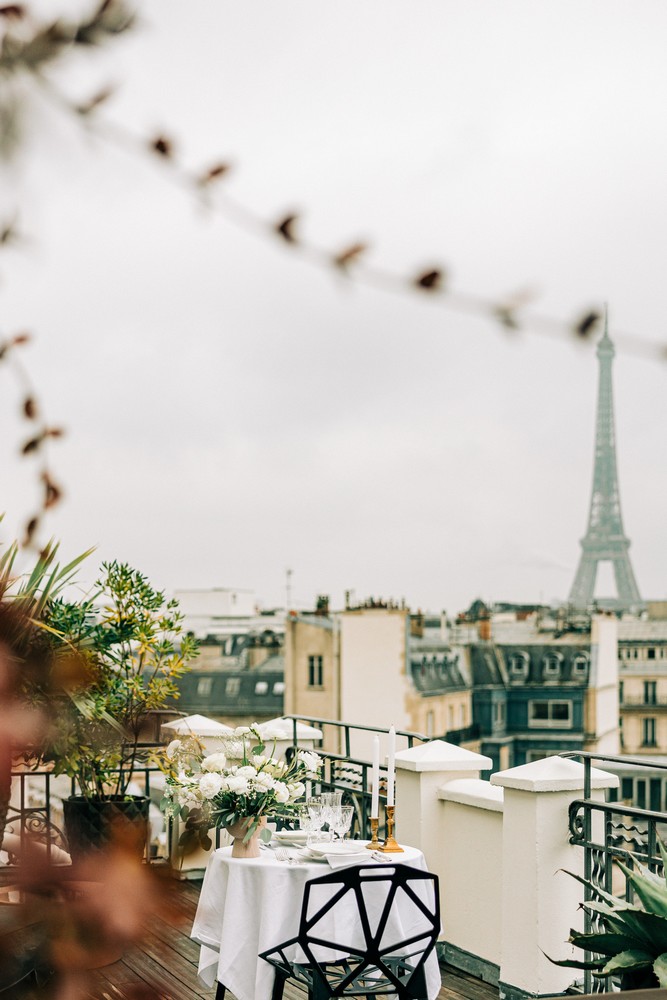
(568, 311), (643, 611)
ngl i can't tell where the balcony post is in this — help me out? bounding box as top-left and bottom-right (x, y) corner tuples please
(394, 740), (493, 862)
(491, 757), (618, 1000)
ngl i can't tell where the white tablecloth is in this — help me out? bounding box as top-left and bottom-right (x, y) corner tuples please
(191, 844), (441, 1000)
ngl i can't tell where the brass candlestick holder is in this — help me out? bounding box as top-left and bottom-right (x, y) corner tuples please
(366, 817), (380, 849)
(379, 805), (403, 853)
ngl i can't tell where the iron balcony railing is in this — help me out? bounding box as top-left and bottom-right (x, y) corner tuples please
(282, 715), (430, 839)
(3, 752), (167, 873)
(621, 695), (667, 708)
(561, 750), (667, 994)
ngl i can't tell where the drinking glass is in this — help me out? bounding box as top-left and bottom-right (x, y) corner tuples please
(332, 805), (354, 840)
(306, 829), (334, 852)
(306, 796), (324, 830)
(320, 791), (342, 828)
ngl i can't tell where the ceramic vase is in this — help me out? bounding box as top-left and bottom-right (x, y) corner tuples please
(224, 815), (266, 859)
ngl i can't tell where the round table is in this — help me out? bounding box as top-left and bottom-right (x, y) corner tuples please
(191, 843), (441, 1000)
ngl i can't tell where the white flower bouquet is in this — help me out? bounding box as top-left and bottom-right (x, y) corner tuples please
(159, 724), (322, 855)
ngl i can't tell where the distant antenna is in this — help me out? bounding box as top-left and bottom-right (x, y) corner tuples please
(285, 568), (293, 611)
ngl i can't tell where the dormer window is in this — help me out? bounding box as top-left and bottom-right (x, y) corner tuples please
(542, 653), (562, 679)
(508, 651), (529, 679)
(572, 653), (589, 678)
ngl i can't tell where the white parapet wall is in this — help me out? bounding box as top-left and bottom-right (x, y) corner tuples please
(395, 742), (619, 998)
(438, 779), (504, 974)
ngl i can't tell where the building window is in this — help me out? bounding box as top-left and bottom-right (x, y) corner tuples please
(197, 677), (213, 697)
(459, 704), (466, 727)
(572, 654), (589, 678)
(426, 711), (434, 737)
(644, 681), (657, 706)
(308, 655), (323, 688)
(648, 648), (656, 660)
(255, 681), (268, 695)
(508, 651), (529, 678)
(273, 681), (285, 695)
(619, 681), (624, 704)
(494, 701), (506, 726)
(542, 654), (561, 679)
(642, 717), (657, 747)
(528, 700), (573, 729)
(225, 677), (240, 697)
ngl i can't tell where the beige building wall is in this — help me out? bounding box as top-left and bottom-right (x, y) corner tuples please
(404, 688), (473, 742)
(339, 608), (412, 760)
(618, 623), (667, 755)
(584, 615), (619, 755)
(284, 615), (339, 750)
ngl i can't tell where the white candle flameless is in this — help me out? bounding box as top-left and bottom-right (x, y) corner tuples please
(386, 725), (396, 807)
(370, 734), (380, 818)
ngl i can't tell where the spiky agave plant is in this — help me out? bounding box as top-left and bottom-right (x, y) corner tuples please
(551, 841), (667, 990)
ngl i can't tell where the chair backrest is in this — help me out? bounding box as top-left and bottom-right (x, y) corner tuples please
(296, 863), (440, 997)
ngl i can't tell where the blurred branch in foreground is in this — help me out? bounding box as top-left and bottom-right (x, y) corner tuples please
(0, 1), (663, 366)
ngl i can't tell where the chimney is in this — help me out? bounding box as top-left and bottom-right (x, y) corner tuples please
(478, 614), (491, 641)
(315, 594), (330, 616)
(410, 610), (424, 638)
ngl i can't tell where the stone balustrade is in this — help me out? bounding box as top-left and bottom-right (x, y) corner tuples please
(395, 741), (619, 1000)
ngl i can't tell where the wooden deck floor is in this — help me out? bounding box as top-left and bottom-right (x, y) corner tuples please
(17, 879), (499, 1000)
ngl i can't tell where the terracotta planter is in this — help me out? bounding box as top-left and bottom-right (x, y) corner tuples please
(63, 795), (149, 861)
(224, 815), (266, 859)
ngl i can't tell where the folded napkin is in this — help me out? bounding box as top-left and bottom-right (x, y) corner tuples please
(326, 850), (375, 869)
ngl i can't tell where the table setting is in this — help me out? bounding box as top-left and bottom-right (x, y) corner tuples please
(157, 722), (440, 1000)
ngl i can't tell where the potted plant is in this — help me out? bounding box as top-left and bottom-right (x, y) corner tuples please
(159, 725), (323, 858)
(550, 843), (667, 990)
(33, 560), (198, 859)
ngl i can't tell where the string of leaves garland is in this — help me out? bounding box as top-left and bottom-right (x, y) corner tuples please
(0, 0), (136, 552)
(0, 1), (664, 365)
(159, 726), (322, 857)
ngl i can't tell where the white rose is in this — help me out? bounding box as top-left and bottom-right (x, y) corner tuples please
(177, 785), (202, 809)
(237, 765), (257, 778)
(234, 726), (252, 736)
(297, 750), (322, 777)
(288, 781), (305, 800)
(201, 752), (227, 772)
(199, 773), (224, 799)
(166, 739), (181, 759)
(226, 775), (249, 794)
(274, 783), (290, 804)
(252, 772), (274, 791)
(259, 723), (287, 740)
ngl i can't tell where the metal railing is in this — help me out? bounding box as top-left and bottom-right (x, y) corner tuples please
(3, 753), (167, 873)
(282, 715), (430, 839)
(621, 695), (667, 708)
(561, 751), (667, 993)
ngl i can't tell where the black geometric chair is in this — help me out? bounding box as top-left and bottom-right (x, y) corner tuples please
(259, 863), (440, 999)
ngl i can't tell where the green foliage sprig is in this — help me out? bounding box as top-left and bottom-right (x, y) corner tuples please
(35, 560), (198, 800)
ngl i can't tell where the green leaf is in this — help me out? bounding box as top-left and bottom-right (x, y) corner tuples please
(599, 950), (653, 976)
(546, 954), (605, 971)
(569, 930), (645, 957)
(618, 860), (667, 919)
(260, 827), (273, 844)
(654, 952), (667, 987)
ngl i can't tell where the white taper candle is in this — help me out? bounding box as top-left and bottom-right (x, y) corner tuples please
(386, 725), (396, 807)
(370, 734), (380, 819)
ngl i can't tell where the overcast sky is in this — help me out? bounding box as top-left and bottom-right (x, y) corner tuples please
(1, 0), (666, 614)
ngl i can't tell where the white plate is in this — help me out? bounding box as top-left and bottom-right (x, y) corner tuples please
(273, 830), (308, 845)
(308, 841), (368, 859)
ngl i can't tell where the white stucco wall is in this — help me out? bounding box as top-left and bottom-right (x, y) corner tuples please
(339, 609), (410, 758)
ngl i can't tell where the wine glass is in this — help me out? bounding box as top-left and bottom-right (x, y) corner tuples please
(306, 796), (324, 831)
(332, 805), (354, 840)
